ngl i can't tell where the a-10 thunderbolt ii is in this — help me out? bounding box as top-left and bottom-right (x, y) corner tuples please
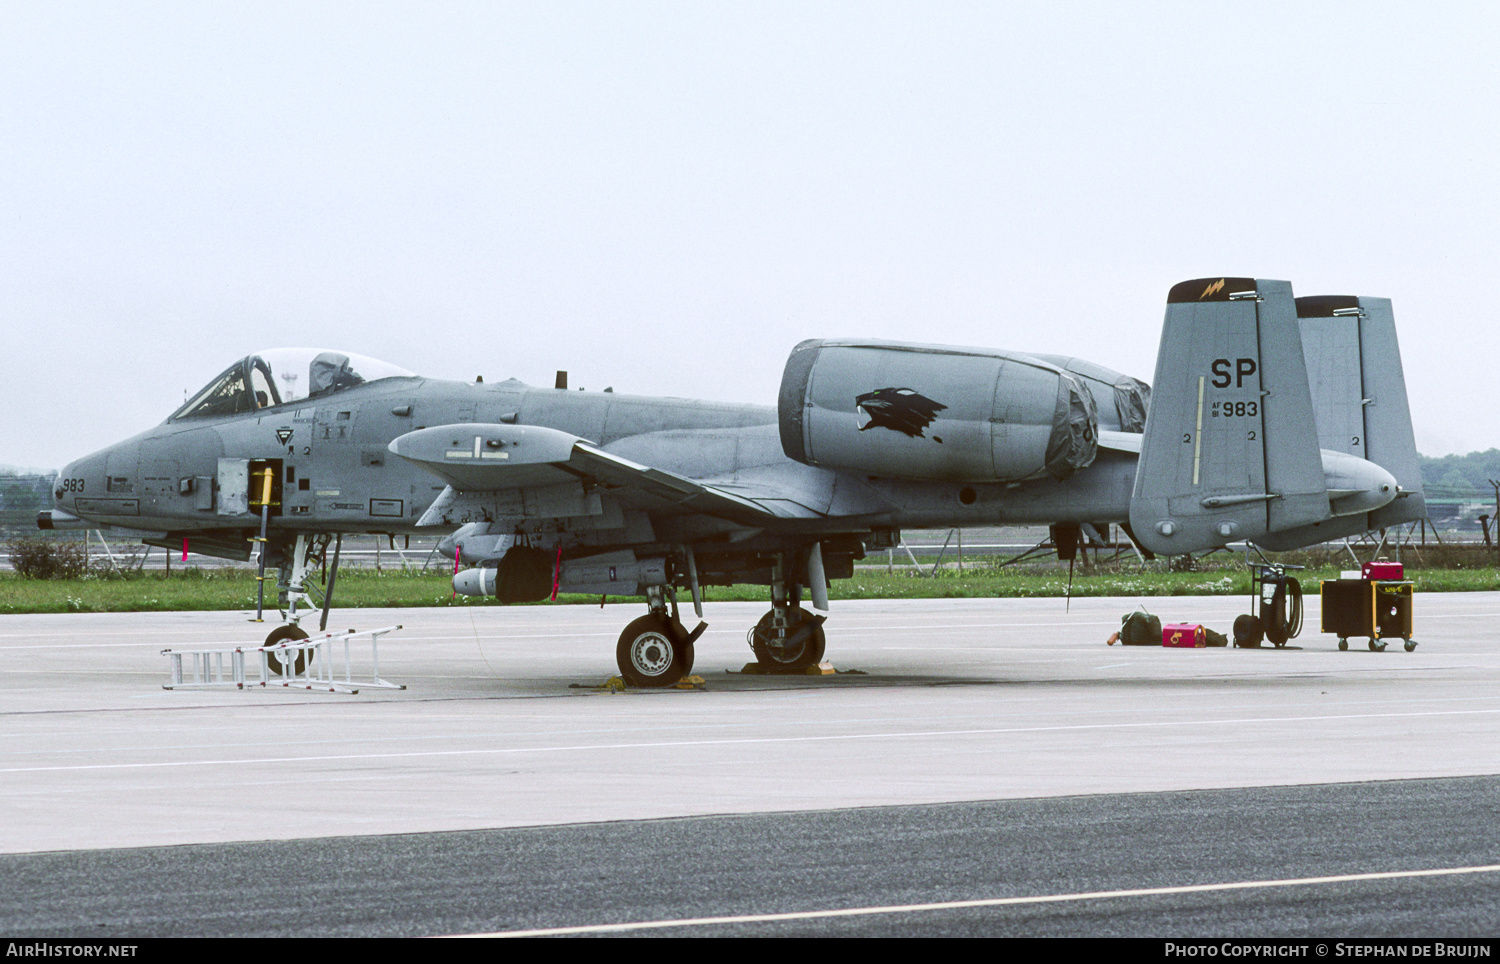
(42, 277), (1426, 686)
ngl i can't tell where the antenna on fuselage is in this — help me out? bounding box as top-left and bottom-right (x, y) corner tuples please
(555, 371), (568, 390)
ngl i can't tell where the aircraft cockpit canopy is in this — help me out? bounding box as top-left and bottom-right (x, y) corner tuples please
(170, 349), (416, 420)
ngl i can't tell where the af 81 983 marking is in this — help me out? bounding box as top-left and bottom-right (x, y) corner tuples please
(1210, 401), (1259, 418)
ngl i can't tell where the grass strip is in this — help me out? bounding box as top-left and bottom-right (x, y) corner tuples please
(1, 563), (1495, 615)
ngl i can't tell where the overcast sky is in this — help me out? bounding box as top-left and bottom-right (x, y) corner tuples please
(2, 1), (1496, 472)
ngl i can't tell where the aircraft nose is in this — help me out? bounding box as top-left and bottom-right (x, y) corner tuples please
(53, 457), (85, 504)
(51, 445), (120, 511)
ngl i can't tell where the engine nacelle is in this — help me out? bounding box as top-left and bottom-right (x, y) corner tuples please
(1027, 354), (1150, 434)
(778, 339), (1098, 482)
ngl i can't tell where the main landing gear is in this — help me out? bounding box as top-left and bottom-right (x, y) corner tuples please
(615, 585), (706, 688)
(748, 562), (826, 673)
(612, 549), (829, 687)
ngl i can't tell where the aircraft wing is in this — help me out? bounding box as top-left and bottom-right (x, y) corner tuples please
(389, 423), (819, 526)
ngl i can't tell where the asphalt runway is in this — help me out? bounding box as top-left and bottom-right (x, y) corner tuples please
(2, 592), (1498, 936)
(3, 778), (1499, 937)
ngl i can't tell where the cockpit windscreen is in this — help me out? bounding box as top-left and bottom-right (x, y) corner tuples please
(170, 349), (415, 420)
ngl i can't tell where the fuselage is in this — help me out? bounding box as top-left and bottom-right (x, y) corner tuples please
(49, 354), (1396, 559)
(51, 373), (1142, 544)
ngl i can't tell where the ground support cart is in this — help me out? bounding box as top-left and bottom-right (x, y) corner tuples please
(1319, 580), (1415, 652)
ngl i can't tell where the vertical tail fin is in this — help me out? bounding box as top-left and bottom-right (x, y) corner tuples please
(1130, 277), (1330, 555)
(1296, 295), (1426, 531)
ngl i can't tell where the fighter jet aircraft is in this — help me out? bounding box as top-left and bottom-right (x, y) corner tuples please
(41, 277), (1426, 685)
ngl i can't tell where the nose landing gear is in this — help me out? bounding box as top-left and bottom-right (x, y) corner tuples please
(263, 622), (311, 675)
(260, 533), (342, 675)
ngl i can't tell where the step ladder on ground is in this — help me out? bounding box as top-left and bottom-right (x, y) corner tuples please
(162, 625), (406, 694)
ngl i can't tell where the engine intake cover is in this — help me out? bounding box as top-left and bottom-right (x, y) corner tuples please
(779, 339), (1098, 482)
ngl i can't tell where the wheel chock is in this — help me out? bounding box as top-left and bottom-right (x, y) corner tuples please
(570, 675), (627, 692)
(738, 661), (839, 676)
(573, 675), (704, 692)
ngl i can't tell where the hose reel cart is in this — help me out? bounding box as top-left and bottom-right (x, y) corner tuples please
(1233, 564), (1304, 648)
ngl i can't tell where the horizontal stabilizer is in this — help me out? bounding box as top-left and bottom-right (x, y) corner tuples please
(1252, 513), (1374, 552)
(1097, 430), (1142, 454)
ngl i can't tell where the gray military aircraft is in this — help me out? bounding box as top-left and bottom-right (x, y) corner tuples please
(41, 277), (1426, 685)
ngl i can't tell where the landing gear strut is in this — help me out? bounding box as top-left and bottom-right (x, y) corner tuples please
(262, 533), (342, 675)
(747, 553), (827, 673)
(611, 546), (830, 685)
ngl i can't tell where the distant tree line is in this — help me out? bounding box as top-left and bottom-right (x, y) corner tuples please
(1419, 450), (1500, 500)
(0, 473), (57, 534)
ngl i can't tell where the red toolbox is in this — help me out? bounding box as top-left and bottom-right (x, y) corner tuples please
(1362, 561), (1404, 580)
(1162, 623), (1206, 648)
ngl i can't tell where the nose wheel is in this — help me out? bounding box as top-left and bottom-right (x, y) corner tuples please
(263, 623), (311, 675)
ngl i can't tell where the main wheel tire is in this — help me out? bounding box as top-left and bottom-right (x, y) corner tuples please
(1404, 638), (1417, 652)
(616, 614), (688, 688)
(750, 607), (826, 673)
(264, 624), (310, 676)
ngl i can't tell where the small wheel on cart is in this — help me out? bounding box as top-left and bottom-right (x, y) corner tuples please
(1368, 638), (1386, 652)
(1403, 638), (1417, 652)
(1338, 638), (1348, 651)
